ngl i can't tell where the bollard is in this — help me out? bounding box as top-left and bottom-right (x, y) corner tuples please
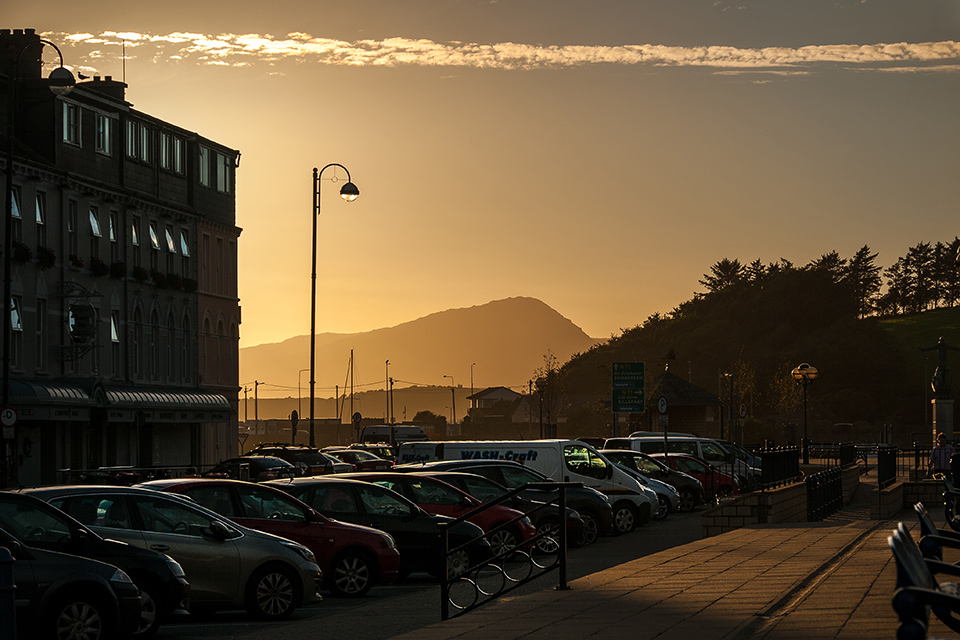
(0, 546), (15, 640)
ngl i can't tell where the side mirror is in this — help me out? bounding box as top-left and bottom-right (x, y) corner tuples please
(206, 520), (229, 541)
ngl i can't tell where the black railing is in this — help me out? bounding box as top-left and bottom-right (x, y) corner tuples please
(758, 446), (801, 489)
(806, 467), (843, 521)
(440, 482), (576, 621)
(877, 445), (897, 489)
(55, 465), (207, 485)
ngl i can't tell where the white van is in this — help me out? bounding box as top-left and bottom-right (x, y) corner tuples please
(606, 435), (760, 482)
(360, 424), (430, 448)
(397, 439), (657, 534)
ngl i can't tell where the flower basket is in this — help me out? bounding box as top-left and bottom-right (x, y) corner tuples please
(110, 261), (127, 279)
(69, 254), (84, 269)
(12, 242), (33, 265)
(132, 266), (149, 282)
(150, 269), (167, 288)
(36, 246), (56, 270)
(165, 273), (183, 290)
(182, 278), (198, 293)
(90, 257), (110, 277)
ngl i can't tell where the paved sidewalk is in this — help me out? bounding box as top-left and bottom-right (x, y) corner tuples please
(394, 476), (924, 640)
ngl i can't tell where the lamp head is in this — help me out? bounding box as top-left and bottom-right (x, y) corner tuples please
(339, 181), (360, 202)
(48, 66), (76, 96)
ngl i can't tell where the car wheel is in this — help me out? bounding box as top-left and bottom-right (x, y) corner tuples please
(446, 548), (471, 580)
(47, 591), (113, 640)
(574, 511), (599, 546)
(533, 517), (560, 554)
(330, 551), (374, 598)
(654, 495), (671, 521)
(678, 489), (697, 512)
(133, 582), (162, 636)
(612, 502), (637, 535)
(244, 564), (299, 620)
(488, 526), (519, 557)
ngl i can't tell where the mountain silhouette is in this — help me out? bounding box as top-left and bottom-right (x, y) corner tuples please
(240, 297), (600, 399)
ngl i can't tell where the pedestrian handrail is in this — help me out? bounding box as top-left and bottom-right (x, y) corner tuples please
(758, 446), (800, 490)
(439, 481), (578, 621)
(877, 445), (897, 489)
(806, 467), (843, 521)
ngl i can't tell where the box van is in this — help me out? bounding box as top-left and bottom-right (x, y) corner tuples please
(360, 425), (430, 448)
(397, 439), (657, 534)
(606, 436), (760, 482)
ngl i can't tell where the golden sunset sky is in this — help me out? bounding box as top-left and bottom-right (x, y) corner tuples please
(10, 1), (960, 352)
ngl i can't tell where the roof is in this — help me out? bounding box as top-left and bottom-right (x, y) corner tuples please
(647, 372), (721, 408)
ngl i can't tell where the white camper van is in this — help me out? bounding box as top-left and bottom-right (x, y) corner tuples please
(397, 439), (657, 534)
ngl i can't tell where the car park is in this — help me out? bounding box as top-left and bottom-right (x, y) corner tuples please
(408, 470), (585, 553)
(647, 453), (741, 502)
(246, 444), (355, 475)
(599, 449), (705, 512)
(609, 463), (680, 520)
(324, 448), (394, 471)
(24, 485), (323, 620)
(138, 477), (400, 597)
(393, 459), (615, 545)
(346, 443), (397, 462)
(359, 424), (430, 448)
(265, 476), (492, 579)
(609, 435), (761, 483)
(1, 526), (142, 640)
(335, 471), (536, 556)
(205, 455), (301, 481)
(0, 491), (189, 636)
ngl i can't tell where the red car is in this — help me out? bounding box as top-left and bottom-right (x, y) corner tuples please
(139, 478), (400, 597)
(648, 453), (740, 503)
(325, 448), (394, 471)
(338, 472), (535, 556)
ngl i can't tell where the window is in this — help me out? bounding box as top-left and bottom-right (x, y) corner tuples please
(199, 146), (210, 186)
(563, 444), (610, 480)
(216, 152), (231, 193)
(35, 192), (46, 248)
(68, 201), (79, 258)
(126, 120), (137, 157)
(180, 230), (190, 275)
(63, 102), (81, 145)
(36, 299), (46, 372)
(10, 297), (22, 369)
(111, 311), (121, 377)
(131, 216), (141, 268)
(149, 222), (160, 271)
(139, 123), (150, 162)
(173, 137), (184, 173)
(109, 211), (119, 262)
(160, 132), (171, 169)
(95, 113), (111, 154)
(10, 187), (21, 243)
(126, 120), (150, 162)
(89, 206), (102, 258)
(237, 487), (305, 522)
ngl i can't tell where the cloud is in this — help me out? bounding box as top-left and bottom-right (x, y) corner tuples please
(46, 30), (960, 73)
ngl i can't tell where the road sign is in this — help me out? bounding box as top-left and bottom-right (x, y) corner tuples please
(657, 396), (668, 415)
(352, 412), (363, 426)
(0, 408), (16, 427)
(612, 362), (645, 413)
(739, 404), (747, 419)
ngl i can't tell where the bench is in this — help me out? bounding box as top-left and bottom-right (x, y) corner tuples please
(915, 503), (960, 562)
(890, 522), (960, 639)
(938, 474), (960, 534)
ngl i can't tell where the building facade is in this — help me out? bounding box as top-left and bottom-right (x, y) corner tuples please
(1, 29), (241, 487)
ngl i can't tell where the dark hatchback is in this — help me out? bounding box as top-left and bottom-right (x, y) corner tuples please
(1, 527), (142, 640)
(393, 459), (614, 545)
(265, 476), (492, 579)
(205, 455), (300, 481)
(0, 491), (188, 636)
(598, 449), (705, 512)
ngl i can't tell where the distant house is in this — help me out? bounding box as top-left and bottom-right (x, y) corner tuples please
(636, 372), (722, 437)
(466, 387), (523, 424)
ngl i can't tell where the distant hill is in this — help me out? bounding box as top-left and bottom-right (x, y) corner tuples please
(240, 297), (601, 403)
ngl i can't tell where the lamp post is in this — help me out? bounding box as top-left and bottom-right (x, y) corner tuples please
(791, 363), (818, 465)
(385, 360), (390, 424)
(443, 375), (456, 426)
(3, 34), (75, 488)
(309, 165), (359, 448)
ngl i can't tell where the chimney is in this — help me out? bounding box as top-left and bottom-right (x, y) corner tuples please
(1, 28), (43, 80)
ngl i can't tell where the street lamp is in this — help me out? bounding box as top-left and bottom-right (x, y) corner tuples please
(443, 375), (456, 426)
(791, 363), (818, 464)
(3, 34), (75, 488)
(385, 360), (390, 424)
(309, 164), (359, 448)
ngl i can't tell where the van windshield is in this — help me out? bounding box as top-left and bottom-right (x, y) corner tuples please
(563, 444), (608, 480)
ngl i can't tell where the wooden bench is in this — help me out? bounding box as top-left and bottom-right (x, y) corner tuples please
(915, 503), (960, 562)
(889, 522), (960, 639)
(935, 474), (960, 534)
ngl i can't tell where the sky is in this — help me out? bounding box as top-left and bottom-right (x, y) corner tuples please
(10, 0), (960, 350)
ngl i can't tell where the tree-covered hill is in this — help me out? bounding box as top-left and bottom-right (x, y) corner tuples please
(561, 251), (960, 445)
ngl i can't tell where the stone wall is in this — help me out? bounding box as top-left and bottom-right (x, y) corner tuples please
(701, 482), (808, 538)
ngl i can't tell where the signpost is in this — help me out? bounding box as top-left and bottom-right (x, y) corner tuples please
(612, 363), (644, 437)
(290, 410), (299, 443)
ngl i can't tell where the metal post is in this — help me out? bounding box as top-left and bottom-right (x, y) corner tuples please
(0, 547), (14, 639)
(802, 381), (809, 465)
(309, 168), (319, 447)
(557, 484), (570, 591)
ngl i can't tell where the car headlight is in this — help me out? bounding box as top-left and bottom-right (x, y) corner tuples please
(110, 568), (134, 585)
(164, 556), (186, 578)
(380, 532), (397, 550)
(520, 516), (533, 527)
(281, 540), (316, 563)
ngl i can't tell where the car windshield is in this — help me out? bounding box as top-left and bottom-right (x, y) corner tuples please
(0, 500), (74, 544)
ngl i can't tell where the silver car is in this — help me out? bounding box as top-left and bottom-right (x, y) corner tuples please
(24, 485), (322, 620)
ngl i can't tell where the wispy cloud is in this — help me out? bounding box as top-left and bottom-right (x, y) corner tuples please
(48, 31), (960, 73)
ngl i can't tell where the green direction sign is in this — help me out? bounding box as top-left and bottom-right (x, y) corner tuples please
(612, 362), (645, 413)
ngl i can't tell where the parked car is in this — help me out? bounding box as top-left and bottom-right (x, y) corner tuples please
(409, 470), (585, 553)
(1, 526), (142, 640)
(24, 485), (323, 620)
(335, 471), (536, 556)
(393, 459), (615, 545)
(245, 444), (354, 475)
(138, 477), (400, 597)
(346, 443), (397, 462)
(205, 455), (301, 481)
(608, 463), (680, 520)
(647, 453), (741, 502)
(359, 424), (430, 448)
(264, 476), (492, 579)
(599, 449), (705, 512)
(0, 491), (189, 636)
(324, 448), (394, 471)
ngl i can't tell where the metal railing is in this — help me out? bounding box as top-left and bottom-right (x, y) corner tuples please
(758, 446), (800, 489)
(55, 465), (209, 485)
(877, 445), (897, 489)
(806, 467), (843, 521)
(440, 482), (577, 621)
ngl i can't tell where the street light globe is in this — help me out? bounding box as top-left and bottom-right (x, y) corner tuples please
(48, 66), (76, 96)
(339, 181), (360, 202)
(792, 363), (818, 382)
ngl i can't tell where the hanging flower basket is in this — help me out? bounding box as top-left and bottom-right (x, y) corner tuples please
(132, 266), (149, 282)
(12, 242), (33, 265)
(165, 273), (183, 290)
(150, 269), (167, 288)
(110, 260), (127, 279)
(90, 257), (110, 277)
(182, 278), (198, 293)
(69, 254), (84, 269)
(36, 246), (56, 270)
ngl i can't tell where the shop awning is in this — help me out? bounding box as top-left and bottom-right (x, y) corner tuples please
(104, 386), (232, 423)
(7, 380), (94, 421)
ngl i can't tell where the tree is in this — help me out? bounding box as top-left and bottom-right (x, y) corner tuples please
(412, 410), (447, 429)
(699, 258), (745, 293)
(807, 250), (847, 284)
(846, 245), (882, 318)
(905, 242), (936, 313)
(532, 351), (564, 432)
